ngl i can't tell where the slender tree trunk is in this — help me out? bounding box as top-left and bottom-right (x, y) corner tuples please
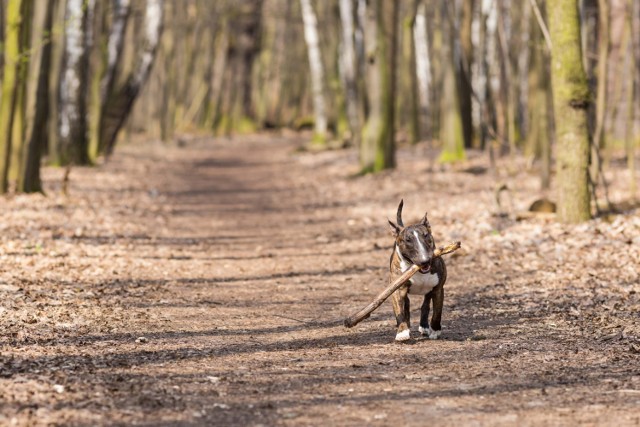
(517, 0), (532, 142)
(438, 1), (466, 163)
(47, 0), (66, 164)
(459, 0), (475, 149)
(9, 0), (33, 183)
(590, 0), (609, 181)
(497, 2), (516, 156)
(58, 0), (94, 165)
(548, 0), (591, 223)
(101, 0), (164, 156)
(625, 1), (637, 201)
(87, 1), (107, 162)
(300, 0), (328, 143)
(339, 0), (361, 147)
(527, 10), (552, 190)
(19, 0), (55, 193)
(360, 0), (398, 172)
(102, 0), (130, 100)
(404, 2), (420, 145)
(88, 0), (130, 159)
(0, 0), (23, 193)
(414, 0), (432, 144)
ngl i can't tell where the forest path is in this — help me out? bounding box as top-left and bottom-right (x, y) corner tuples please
(1, 135), (639, 426)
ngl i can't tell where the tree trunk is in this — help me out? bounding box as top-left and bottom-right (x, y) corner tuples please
(360, 0), (398, 172)
(0, 0), (23, 193)
(459, 0), (475, 149)
(57, 0), (94, 165)
(413, 0), (432, 144)
(625, 1), (637, 201)
(101, 0), (164, 156)
(339, 0), (361, 147)
(47, 0), (66, 165)
(517, 0), (532, 143)
(404, 2), (420, 145)
(590, 0), (609, 182)
(19, 0), (55, 193)
(438, 1), (465, 163)
(88, 0), (130, 159)
(9, 0), (33, 183)
(527, 8), (552, 190)
(300, 0), (328, 144)
(547, 0), (591, 223)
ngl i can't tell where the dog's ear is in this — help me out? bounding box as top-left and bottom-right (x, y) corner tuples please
(422, 212), (431, 232)
(388, 219), (400, 237)
(396, 199), (405, 228)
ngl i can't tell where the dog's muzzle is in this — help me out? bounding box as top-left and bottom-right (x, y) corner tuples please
(418, 261), (431, 274)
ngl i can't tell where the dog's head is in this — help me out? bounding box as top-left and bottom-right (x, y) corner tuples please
(388, 200), (435, 273)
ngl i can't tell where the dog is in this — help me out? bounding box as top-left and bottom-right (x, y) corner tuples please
(387, 200), (447, 341)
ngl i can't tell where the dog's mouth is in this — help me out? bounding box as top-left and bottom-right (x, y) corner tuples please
(419, 261), (431, 274)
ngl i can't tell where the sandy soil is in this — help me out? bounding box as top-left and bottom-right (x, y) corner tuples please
(1, 133), (639, 426)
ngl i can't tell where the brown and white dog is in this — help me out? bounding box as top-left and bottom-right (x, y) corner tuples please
(387, 200), (447, 342)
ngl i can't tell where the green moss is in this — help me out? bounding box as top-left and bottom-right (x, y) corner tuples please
(311, 132), (327, 146)
(437, 147), (466, 163)
(236, 117), (257, 134)
(293, 116), (315, 131)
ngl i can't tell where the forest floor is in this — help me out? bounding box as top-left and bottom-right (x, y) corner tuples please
(1, 133), (639, 426)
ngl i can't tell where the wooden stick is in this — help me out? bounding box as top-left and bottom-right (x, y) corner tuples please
(343, 241), (461, 328)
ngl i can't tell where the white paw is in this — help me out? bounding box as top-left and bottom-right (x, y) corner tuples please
(395, 329), (411, 341)
(418, 326), (428, 335)
(428, 327), (441, 340)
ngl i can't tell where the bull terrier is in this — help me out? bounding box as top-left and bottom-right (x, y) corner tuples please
(387, 200), (447, 342)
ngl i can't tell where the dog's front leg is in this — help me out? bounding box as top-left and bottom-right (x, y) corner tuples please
(391, 287), (411, 341)
(428, 283), (443, 339)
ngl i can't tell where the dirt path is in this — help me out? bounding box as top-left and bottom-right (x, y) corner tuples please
(1, 135), (639, 426)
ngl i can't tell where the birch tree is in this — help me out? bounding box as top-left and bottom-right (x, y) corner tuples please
(547, 0), (591, 222)
(300, 0), (328, 144)
(57, 0), (94, 165)
(414, 0), (432, 143)
(100, 0), (164, 156)
(339, 0), (361, 146)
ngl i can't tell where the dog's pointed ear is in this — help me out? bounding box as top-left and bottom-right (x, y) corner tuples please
(396, 199), (405, 228)
(422, 212), (431, 232)
(388, 219), (400, 237)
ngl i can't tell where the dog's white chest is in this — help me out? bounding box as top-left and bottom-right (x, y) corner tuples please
(396, 246), (440, 295)
(408, 271), (440, 295)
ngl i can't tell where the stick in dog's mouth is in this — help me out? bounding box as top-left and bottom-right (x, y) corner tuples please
(343, 241), (461, 328)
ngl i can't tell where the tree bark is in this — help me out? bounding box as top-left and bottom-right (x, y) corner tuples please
(339, 0), (361, 147)
(360, 0), (398, 172)
(547, 0), (591, 222)
(300, 0), (328, 143)
(57, 0), (94, 165)
(459, 0), (475, 149)
(101, 0), (164, 156)
(413, 0), (432, 144)
(9, 0), (33, 183)
(590, 0), (609, 182)
(19, 0), (55, 193)
(438, 1), (466, 163)
(625, 1), (637, 201)
(0, 0), (23, 193)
